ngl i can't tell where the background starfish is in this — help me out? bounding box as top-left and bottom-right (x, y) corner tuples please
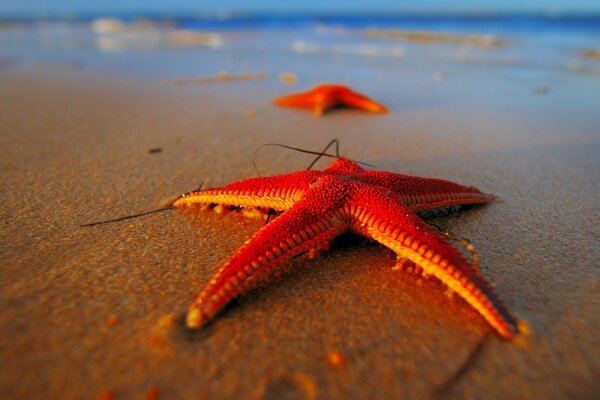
(273, 84), (388, 116)
(173, 158), (519, 339)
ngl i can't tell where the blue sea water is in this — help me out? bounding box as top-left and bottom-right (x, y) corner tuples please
(1, 14), (599, 80)
(173, 14), (600, 33)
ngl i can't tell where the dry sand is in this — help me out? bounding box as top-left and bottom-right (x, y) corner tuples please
(1, 66), (599, 399)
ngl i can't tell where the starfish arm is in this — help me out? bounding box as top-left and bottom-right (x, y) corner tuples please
(347, 186), (517, 339)
(273, 93), (313, 108)
(361, 170), (493, 211)
(323, 159), (491, 210)
(274, 91), (337, 116)
(186, 179), (349, 329)
(339, 90), (388, 113)
(172, 170), (322, 212)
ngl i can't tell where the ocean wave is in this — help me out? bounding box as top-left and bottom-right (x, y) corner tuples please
(363, 28), (507, 48)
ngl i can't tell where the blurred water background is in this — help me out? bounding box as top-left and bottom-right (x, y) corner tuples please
(1, 13), (599, 83)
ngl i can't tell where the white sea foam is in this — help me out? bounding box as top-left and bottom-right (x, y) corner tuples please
(291, 40), (322, 53)
(291, 40), (405, 58)
(90, 18), (224, 52)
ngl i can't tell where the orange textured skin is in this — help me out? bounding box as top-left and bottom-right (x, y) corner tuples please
(273, 84), (388, 115)
(173, 158), (518, 339)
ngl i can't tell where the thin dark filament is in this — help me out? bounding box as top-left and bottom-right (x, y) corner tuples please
(81, 207), (171, 227)
(259, 139), (340, 225)
(434, 335), (487, 397)
(253, 140), (375, 177)
(176, 181), (206, 199)
(306, 139), (340, 170)
(81, 181), (205, 227)
(252, 142), (338, 177)
(306, 139), (382, 170)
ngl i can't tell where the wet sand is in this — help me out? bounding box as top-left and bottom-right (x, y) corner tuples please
(363, 28), (507, 48)
(1, 66), (599, 399)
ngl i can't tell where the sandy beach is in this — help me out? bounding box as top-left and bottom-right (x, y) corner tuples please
(1, 25), (600, 398)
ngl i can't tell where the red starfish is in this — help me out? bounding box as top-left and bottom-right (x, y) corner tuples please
(173, 158), (519, 339)
(273, 84), (388, 116)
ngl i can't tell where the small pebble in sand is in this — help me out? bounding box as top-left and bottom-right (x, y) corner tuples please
(566, 59), (582, 71)
(517, 319), (532, 337)
(216, 70), (229, 81)
(213, 204), (229, 214)
(106, 315), (119, 325)
(242, 208), (265, 219)
(149, 148), (163, 154)
(245, 109), (257, 118)
(279, 72), (298, 84)
(328, 350), (347, 368)
(532, 85), (549, 95)
(146, 313), (179, 356)
(98, 390), (114, 400)
(146, 386), (160, 400)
